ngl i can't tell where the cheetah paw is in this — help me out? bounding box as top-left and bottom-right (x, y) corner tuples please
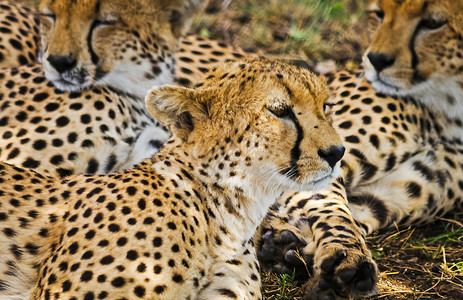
(257, 228), (314, 281)
(303, 249), (378, 299)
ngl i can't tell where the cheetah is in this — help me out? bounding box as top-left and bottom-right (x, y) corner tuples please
(256, 0), (463, 298)
(0, 0), (252, 177)
(0, 59), (345, 300)
(0, 0), (207, 176)
(0, 0), (250, 86)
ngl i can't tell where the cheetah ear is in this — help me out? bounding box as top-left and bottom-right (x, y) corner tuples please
(145, 85), (206, 141)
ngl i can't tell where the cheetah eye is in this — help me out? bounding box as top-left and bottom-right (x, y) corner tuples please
(93, 18), (119, 28)
(93, 13), (119, 28)
(267, 106), (292, 119)
(367, 9), (384, 21)
(420, 17), (447, 31)
(40, 13), (56, 22)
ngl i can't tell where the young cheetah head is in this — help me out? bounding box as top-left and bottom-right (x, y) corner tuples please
(146, 59), (344, 195)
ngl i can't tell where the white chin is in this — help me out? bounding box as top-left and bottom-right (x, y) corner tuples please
(50, 79), (92, 92)
(302, 164), (340, 192)
(364, 68), (406, 96)
(309, 176), (333, 191)
(370, 80), (402, 96)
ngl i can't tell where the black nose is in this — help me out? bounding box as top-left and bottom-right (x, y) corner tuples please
(47, 54), (76, 73)
(367, 52), (395, 73)
(318, 146), (345, 168)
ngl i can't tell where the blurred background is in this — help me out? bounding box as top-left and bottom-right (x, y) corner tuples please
(191, 0), (370, 70)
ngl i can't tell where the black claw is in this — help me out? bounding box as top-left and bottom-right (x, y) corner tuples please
(320, 294), (336, 300)
(318, 278), (331, 291)
(279, 230), (300, 244)
(355, 277), (373, 292)
(284, 249), (306, 267)
(260, 232), (274, 250)
(303, 293), (313, 300)
(262, 230), (273, 240)
(280, 264), (294, 275)
(338, 268), (356, 283)
(320, 250), (347, 273)
(354, 261), (376, 292)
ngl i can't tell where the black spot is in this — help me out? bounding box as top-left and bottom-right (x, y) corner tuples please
(405, 181), (422, 198)
(56, 116), (70, 127)
(218, 288), (238, 298)
(80, 271), (93, 282)
(50, 155), (64, 165)
(86, 159), (99, 174)
(345, 135), (360, 143)
(111, 276), (126, 287)
(339, 121), (352, 129)
(127, 186), (137, 196)
(100, 256), (114, 265)
(126, 250), (138, 260)
(134, 286), (146, 298)
(45, 103), (60, 112)
(62, 280), (72, 292)
(154, 285), (165, 294)
(22, 158), (40, 169)
(172, 274), (183, 283)
(153, 237), (163, 247)
(108, 224), (120, 232)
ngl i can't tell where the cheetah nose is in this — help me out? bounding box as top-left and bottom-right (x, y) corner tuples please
(47, 54), (77, 73)
(318, 146), (345, 169)
(367, 52), (395, 73)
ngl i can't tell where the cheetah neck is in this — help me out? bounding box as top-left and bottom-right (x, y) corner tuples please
(150, 144), (285, 252)
(99, 58), (176, 99)
(392, 74), (463, 142)
(404, 75), (463, 123)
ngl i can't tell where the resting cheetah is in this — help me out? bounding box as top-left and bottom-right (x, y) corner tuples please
(0, 0), (253, 178)
(0, 59), (344, 300)
(257, 0), (463, 298)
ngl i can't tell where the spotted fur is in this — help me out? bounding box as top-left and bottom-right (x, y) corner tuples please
(0, 0), (39, 68)
(0, 60), (343, 300)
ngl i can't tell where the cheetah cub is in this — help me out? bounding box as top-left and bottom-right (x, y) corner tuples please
(0, 59), (344, 300)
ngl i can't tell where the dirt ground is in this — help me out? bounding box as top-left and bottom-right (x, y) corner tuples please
(191, 1), (463, 299)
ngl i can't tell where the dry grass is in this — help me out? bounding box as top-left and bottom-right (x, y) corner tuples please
(191, 0), (370, 67)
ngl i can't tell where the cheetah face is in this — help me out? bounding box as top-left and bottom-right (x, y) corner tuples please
(38, 0), (205, 98)
(146, 59), (345, 195)
(363, 0), (463, 100)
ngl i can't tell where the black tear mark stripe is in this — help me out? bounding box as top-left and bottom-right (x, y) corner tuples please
(277, 80), (304, 178)
(88, 0), (103, 66)
(87, 21), (100, 65)
(409, 2), (428, 84)
(287, 108), (303, 178)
